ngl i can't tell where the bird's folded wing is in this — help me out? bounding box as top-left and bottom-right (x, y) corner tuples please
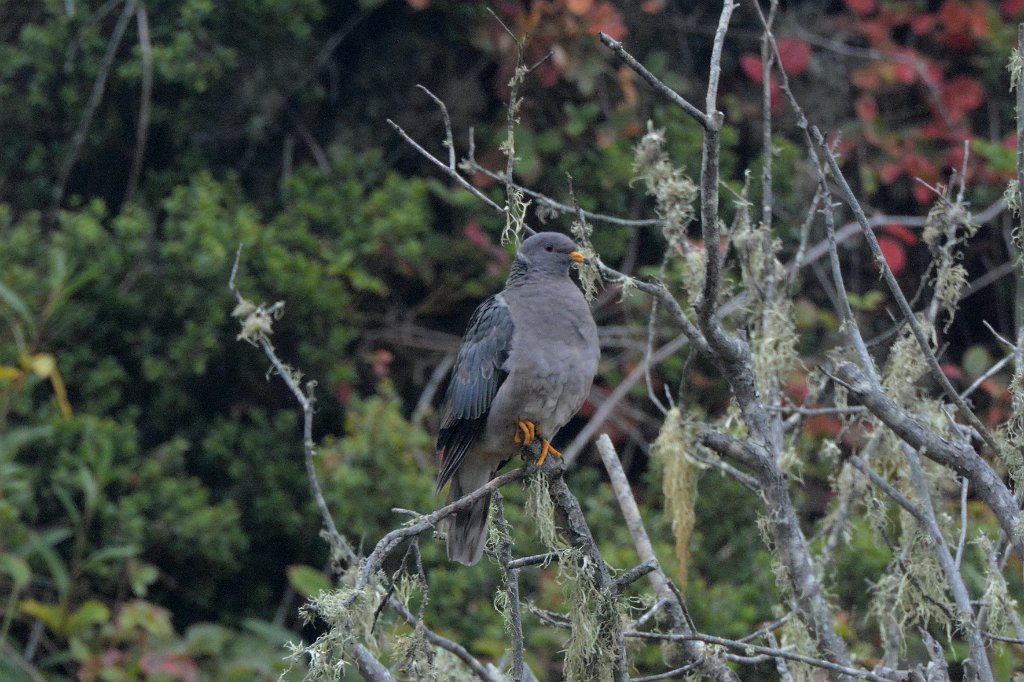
(436, 294), (514, 491)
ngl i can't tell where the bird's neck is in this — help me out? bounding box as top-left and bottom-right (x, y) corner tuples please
(505, 258), (529, 286)
(505, 258), (568, 287)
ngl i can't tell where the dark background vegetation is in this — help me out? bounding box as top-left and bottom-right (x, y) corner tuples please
(2, 0), (1023, 679)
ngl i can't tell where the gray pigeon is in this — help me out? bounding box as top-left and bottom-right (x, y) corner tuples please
(436, 232), (600, 565)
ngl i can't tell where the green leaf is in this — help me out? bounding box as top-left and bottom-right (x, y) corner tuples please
(0, 424), (53, 459)
(18, 599), (67, 635)
(185, 622), (232, 656)
(241, 617), (297, 645)
(83, 544), (140, 572)
(0, 281), (33, 329)
(115, 600), (173, 638)
(129, 562), (159, 598)
(0, 554), (31, 591)
(848, 290), (884, 312)
(286, 564), (331, 599)
(65, 599), (111, 636)
(27, 531), (71, 599)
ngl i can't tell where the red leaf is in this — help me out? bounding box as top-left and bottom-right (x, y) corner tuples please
(806, 414), (843, 438)
(883, 224), (920, 245)
(855, 94), (878, 122)
(941, 363), (965, 382)
(879, 162), (902, 184)
(878, 236), (907, 276)
(778, 39), (812, 76)
(910, 13), (937, 34)
(567, 0), (594, 15)
(1004, 0), (1024, 16)
(858, 19), (890, 46)
(912, 182), (935, 205)
(586, 2), (627, 40)
(845, 0), (876, 16)
(942, 76), (985, 119)
(740, 54), (764, 83)
(892, 48), (921, 84)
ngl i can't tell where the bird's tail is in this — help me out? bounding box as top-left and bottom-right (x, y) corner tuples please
(445, 467), (492, 566)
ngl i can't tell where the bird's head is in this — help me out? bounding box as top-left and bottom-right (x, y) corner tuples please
(514, 232), (589, 277)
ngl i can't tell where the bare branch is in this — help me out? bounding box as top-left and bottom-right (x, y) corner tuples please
(123, 0), (151, 205)
(624, 630), (899, 681)
(347, 466), (532, 602)
(812, 126), (1002, 457)
(493, 493), (525, 682)
(352, 644), (396, 682)
(597, 33), (710, 130)
(416, 84), (455, 171)
(53, 0), (138, 213)
(597, 434), (739, 681)
(835, 361), (1023, 559)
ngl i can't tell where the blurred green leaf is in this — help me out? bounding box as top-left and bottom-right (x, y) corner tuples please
(286, 564), (331, 599)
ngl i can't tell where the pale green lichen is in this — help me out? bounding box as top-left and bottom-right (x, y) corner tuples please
(632, 123), (698, 250)
(868, 510), (957, 652)
(570, 217), (601, 302)
(287, 574), (385, 681)
(559, 550), (621, 682)
(976, 534), (1020, 637)
(1008, 45), (1024, 91)
(778, 617), (818, 682)
(525, 471), (561, 552)
(651, 407), (698, 589)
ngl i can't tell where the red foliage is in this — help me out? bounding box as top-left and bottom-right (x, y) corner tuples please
(740, 54), (765, 84)
(936, 0), (990, 50)
(778, 39), (812, 75)
(877, 236), (907, 276)
(941, 76), (985, 123)
(844, 0), (877, 17)
(855, 95), (879, 122)
(882, 224), (920, 246)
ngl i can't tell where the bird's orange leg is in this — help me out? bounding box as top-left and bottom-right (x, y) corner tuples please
(514, 420), (560, 465)
(536, 439), (562, 466)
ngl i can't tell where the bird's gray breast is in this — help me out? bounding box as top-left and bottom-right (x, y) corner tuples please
(486, 279), (599, 442)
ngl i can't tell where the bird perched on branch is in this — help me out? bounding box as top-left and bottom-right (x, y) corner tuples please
(435, 231), (600, 565)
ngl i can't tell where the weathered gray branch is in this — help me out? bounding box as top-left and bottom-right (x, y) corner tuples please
(834, 361), (1022, 560)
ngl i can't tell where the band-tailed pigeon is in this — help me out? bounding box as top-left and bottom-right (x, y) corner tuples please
(435, 232), (600, 565)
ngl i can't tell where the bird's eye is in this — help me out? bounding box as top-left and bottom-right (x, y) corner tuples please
(544, 245), (554, 252)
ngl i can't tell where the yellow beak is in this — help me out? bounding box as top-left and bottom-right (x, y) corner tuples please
(569, 251), (589, 264)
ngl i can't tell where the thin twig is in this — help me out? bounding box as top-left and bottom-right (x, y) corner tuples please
(416, 84), (455, 170)
(954, 477), (969, 570)
(506, 552), (561, 570)
(597, 434), (739, 681)
(493, 493), (525, 682)
(53, 0), (138, 213)
(352, 644), (396, 682)
(623, 630), (898, 681)
(812, 126), (1002, 457)
(835, 361), (1022, 559)
(123, 0), (151, 205)
(346, 466), (532, 605)
(597, 33), (710, 130)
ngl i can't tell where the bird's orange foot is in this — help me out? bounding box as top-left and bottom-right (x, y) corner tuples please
(513, 419), (536, 446)
(536, 439), (562, 466)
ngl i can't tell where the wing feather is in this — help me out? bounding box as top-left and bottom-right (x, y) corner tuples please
(435, 295), (514, 491)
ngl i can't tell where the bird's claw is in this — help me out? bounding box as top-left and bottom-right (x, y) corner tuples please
(536, 439), (562, 466)
(514, 419), (536, 446)
(514, 420), (560, 465)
